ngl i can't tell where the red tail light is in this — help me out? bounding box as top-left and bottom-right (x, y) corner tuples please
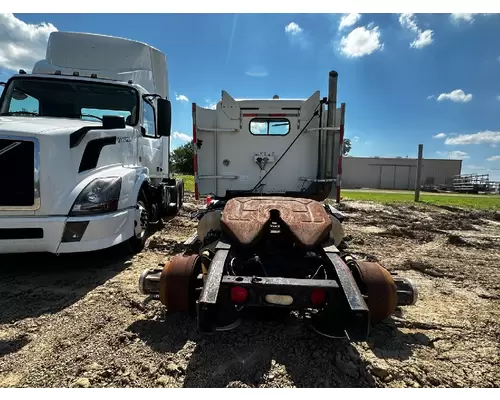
(230, 286), (248, 303)
(206, 196), (212, 206)
(311, 288), (326, 306)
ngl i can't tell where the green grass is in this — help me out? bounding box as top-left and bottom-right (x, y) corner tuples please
(172, 175), (499, 210)
(341, 190), (500, 210)
(174, 174), (195, 192)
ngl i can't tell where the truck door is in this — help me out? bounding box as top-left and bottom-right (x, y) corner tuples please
(138, 98), (163, 178)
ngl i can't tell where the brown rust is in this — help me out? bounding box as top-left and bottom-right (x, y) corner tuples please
(354, 261), (397, 323)
(220, 196), (332, 248)
(159, 254), (201, 315)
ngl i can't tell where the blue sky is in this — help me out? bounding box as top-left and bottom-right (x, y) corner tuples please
(1, 12), (500, 180)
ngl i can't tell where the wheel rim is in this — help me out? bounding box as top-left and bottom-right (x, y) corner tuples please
(134, 202), (148, 239)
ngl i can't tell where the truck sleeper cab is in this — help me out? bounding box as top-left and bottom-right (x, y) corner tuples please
(0, 31), (183, 255)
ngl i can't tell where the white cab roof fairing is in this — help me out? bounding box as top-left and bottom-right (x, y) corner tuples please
(32, 31), (169, 99)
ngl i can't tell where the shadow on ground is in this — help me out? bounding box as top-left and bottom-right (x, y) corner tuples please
(0, 245), (133, 324)
(129, 309), (431, 388)
(367, 319), (433, 361)
(0, 335), (30, 357)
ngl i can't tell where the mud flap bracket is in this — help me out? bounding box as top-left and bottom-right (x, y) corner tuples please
(324, 250), (370, 341)
(196, 241), (230, 333)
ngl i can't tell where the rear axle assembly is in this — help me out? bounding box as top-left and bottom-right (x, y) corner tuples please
(138, 196), (418, 341)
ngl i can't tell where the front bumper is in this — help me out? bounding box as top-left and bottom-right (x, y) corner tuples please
(0, 209), (135, 254)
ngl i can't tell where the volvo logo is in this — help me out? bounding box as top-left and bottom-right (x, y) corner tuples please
(0, 141), (21, 156)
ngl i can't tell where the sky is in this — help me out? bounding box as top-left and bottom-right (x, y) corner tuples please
(1, 12), (500, 180)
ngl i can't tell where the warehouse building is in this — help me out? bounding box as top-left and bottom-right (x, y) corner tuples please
(341, 156), (462, 190)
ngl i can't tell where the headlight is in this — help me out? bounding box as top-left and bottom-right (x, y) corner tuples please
(70, 177), (122, 216)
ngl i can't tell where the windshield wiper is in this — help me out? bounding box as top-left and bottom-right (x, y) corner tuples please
(64, 113), (103, 122)
(0, 111), (39, 116)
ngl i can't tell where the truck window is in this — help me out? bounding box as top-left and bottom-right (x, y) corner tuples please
(81, 108), (131, 124)
(142, 100), (156, 138)
(6, 90), (40, 115)
(250, 118), (290, 136)
(0, 77), (139, 124)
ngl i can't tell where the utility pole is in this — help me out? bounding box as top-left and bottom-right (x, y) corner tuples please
(415, 144), (423, 202)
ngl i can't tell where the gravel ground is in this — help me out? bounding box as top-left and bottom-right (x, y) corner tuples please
(1, 193), (499, 388)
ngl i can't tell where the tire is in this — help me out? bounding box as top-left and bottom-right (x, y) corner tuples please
(125, 193), (149, 254)
(166, 185), (178, 216)
(177, 180), (184, 210)
(166, 180), (183, 216)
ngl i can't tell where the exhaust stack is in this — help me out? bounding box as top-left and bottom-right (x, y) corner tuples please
(323, 70), (338, 180)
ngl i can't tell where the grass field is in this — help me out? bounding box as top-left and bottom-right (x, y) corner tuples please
(174, 175), (499, 210)
(175, 174), (195, 192)
(341, 190), (500, 210)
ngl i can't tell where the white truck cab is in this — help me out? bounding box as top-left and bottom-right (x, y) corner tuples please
(0, 31), (184, 255)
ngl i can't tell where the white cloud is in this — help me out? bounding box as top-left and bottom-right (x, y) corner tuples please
(202, 98), (217, 110)
(0, 13), (58, 72)
(436, 150), (470, 159)
(445, 131), (500, 146)
(175, 93), (189, 102)
(172, 132), (192, 142)
(285, 22), (310, 49)
(496, 95), (500, 101)
(398, 13), (434, 49)
(285, 22), (303, 36)
(338, 13), (361, 31)
(246, 66), (268, 78)
(251, 122), (268, 134)
(352, 136), (360, 142)
(339, 25), (383, 58)
(202, 99), (217, 110)
(450, 13), (492, 24)
(437, 89), (473, 103)
(399, 13), (419, 33)
(487, 155), (500, 161)
(427, 95), (435, 100)
(411, 30), (433, 49)
(433, 133), (447, 139)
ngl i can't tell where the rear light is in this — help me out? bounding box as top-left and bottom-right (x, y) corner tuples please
(206, 196), (212, 206)
(311, 288), (326, 306)
(230, 286), (248, 303)
(265, 294), (294, 306)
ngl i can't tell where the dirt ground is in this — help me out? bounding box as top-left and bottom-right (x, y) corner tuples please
(1, 193), (499, 388)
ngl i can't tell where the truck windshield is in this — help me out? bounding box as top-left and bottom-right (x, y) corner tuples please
(0, 77), (139, 125)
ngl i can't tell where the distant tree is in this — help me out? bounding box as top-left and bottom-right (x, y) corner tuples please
(343, 138), (352, 156)
(170, 142), (194, 174)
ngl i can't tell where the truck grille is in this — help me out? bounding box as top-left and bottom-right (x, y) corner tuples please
(0, 136), (40, 210)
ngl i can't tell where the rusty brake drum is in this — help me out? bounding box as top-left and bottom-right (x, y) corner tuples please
(159, 254), (202, 316)
(351, 260), (398, 323)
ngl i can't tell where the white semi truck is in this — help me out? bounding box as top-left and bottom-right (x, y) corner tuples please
(0, 32), (184, 255)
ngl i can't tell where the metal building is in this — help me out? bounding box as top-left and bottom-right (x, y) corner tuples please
(341, 156), (462, 190)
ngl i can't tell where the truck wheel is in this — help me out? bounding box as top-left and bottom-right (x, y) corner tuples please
(125, 194), (149, 254)
(177, 180), (184, 210)
(166, 185), (178, 216)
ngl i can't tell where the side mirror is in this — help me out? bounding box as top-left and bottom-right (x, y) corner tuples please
(157, 98), (172, 137)
(102, 115), (126, 130)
